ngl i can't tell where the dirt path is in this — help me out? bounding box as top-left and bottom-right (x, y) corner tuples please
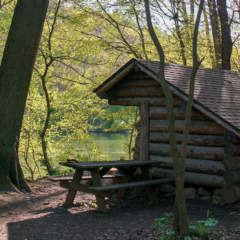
(1, 179), (240, 240)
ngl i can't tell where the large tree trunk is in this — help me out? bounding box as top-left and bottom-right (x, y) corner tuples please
(207, 0), (222, 69)
(203, 4), (215, 68)
(217, 0), (232, 70)
(0, 0), (49, 191)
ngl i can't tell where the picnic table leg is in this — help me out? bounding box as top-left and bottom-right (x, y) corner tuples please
(64, 169), (83, 206)
(91, 169), (106, 211)
(141, 166), (159, 204)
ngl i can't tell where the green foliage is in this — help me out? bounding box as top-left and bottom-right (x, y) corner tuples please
(1, 0), (239, 180)
(155, 212), (177, 240)
(155, 211), (222, 240)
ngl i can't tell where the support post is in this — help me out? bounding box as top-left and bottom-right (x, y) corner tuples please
(91, 168), (106, 211)
(64, 169), (83, 206)
(140, 102), (149, 161)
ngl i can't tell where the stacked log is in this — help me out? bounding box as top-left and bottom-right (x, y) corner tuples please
(107, 70), (240, 203)
(150, 168), (225, 188)
(150, 132), (226, 146)
(149, 155), (225, 175)
(109, 97), (182, 106)
(150, 120), (226, 135)
(150, 106), (208, 120)
(222, 131), (240, 203)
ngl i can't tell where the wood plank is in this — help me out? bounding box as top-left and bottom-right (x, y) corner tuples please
(60, 160), (163, 169)
(150, 120), (225, 135)
(48, 176), (72, 181)
(49, 174), (123, 182)
(149, 155), (225, 175)
(60, 181), (96, 194)
(89, 178), (173, 191)
(140, 102), (149, 161)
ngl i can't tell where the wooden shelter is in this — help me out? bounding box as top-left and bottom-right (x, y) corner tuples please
(94, 58), (240, 203)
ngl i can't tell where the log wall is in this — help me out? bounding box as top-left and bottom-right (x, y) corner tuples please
(106, 70), (240, 201)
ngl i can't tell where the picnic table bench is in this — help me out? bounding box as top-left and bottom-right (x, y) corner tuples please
(59, 159), (174, 211)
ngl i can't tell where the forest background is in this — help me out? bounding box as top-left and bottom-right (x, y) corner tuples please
(0, 0), (239, 180)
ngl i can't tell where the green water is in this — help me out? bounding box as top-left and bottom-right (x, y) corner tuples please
(91, 132), (129, 160)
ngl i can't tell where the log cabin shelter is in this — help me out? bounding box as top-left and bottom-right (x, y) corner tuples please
(93, 58), (240, 203)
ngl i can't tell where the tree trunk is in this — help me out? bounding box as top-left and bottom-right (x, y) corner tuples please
(40, 75), (54, 175)
(203, 4), (215, 68)
(217, 0), (232, 70)
(0, 0), (49, 191)
(208, 0), (222, 69)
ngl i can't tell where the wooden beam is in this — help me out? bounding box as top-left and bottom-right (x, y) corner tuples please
(60, 180), (96, 194)
(140, 102), (149, 160)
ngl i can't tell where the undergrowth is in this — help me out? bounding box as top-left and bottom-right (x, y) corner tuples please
(155, 210), (225, 240)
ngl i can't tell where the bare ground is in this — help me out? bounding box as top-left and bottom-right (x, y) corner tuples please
(1, 179), (240, 240)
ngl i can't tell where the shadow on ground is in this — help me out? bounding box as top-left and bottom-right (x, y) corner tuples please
(7, 198), (240, 240)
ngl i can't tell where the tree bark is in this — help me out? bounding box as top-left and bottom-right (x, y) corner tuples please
(0, 0), (49, 191)
(208, 0), (222, 69)
(144, 0), (190, 236)
(144, 0), (204, 236)
(37, 0), (61, 175)
(217, 0), (232, 70)
(172, 0), (187, 65)
(203, 3), (216, 68)
(40, 74), (54, 175)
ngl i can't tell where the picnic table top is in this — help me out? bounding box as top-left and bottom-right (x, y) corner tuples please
(60, 159), (162, 169)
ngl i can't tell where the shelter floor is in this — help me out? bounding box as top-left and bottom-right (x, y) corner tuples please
(1, 178), (240, 240)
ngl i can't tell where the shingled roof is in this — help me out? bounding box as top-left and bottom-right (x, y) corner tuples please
(94, 58), (240, 137)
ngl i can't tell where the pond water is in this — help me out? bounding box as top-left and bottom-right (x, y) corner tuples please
(90, 132), (130, 160)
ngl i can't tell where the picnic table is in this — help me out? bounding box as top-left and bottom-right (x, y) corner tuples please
(59, 159), (174, 211)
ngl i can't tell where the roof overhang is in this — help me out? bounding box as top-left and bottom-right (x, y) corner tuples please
(93, 58), (136, 98)
(93, 58), (240, 138)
